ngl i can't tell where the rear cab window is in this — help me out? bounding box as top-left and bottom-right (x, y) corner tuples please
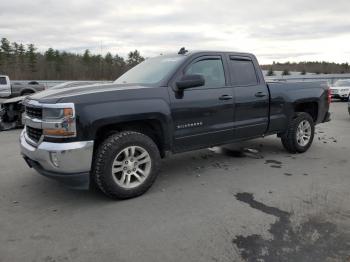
(229, 56), (258, 86)
(0, 77), (7, 85)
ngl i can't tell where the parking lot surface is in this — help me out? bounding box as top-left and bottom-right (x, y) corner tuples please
(1, 102), (350, 262)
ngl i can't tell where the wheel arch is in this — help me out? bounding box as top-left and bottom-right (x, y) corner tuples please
(93, 119), (170, 158)
(293, 101), (319, 122)
(20, 88), (36, 96)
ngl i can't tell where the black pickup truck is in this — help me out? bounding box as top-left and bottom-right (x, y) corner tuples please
(20, 50), (331, 199)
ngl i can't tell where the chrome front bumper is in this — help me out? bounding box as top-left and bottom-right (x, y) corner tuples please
(331, 90), (349, 98)
(0, 90), (11, 98)
(20, 130), (94, 189)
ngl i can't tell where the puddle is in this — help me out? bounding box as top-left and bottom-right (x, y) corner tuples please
(210, 147), (263, 159)
(265, 160), (282, 165)
(233, 192), (350, 262)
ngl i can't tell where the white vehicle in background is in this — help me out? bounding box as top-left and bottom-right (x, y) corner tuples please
(0, 75), (11, 97)
(330, 79), (350, 101)
(0, 75), (45, 98)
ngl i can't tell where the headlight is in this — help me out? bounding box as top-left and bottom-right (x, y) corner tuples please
(42, 108), (65, 120)
(42, 104), (76, 138)
(340, 89), (349, 92)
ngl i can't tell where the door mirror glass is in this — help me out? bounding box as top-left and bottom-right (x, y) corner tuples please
(176, 74), (205, 90)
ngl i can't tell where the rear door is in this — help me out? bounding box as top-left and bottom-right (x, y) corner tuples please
(169, 54), (235, 152)
(227, 55), (269, 138)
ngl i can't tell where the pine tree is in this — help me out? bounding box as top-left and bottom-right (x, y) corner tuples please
(266, 67), (274, 76)
(83, 49), (91, 65)
(54, 50), (63, 77)
(1, 38), (12, 58)
(114, 54), (126, 68)
(26, 43), (37, 74)
(127, 50), (145, 68)
(105, 52), (113, 65)
(0, 45), (4, 72)
(1, 38), (12, 73)
(11, 42), (20, 78)
(282, 69), (290, 76)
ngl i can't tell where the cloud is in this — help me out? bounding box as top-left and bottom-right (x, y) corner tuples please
(0, 0), (349, 63)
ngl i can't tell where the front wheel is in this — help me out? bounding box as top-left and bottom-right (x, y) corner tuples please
(281, 112), (315, 153)
(92, 131), (161, 199)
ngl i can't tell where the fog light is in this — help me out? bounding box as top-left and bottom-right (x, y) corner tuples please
(50, 152), (60, 167)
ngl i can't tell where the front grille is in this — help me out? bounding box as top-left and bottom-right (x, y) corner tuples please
(26, 126), (43, 143)
(26, 106), (42, 119)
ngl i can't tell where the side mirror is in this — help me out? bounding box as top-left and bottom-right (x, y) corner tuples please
(176, 74), (205, 91)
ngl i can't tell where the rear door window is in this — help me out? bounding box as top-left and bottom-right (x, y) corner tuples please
(0, 77), (7, 85)
(229, 58), (258, 86)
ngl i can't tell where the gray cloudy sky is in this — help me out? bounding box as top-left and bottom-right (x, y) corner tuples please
(1, 0), (350, 63)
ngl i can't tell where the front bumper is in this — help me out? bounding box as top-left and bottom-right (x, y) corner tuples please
(331, 92), (349, 99)
(0, 90), (11, 98)
(20, 130), (94, 189)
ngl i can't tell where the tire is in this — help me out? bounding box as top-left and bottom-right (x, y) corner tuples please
(92, 131), (161, 199)
(281, 112), (315, 154)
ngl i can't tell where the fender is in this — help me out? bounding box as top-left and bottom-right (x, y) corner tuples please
(76, 97), (173, 149)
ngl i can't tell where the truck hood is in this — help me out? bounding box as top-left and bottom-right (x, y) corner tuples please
(1, 95), (27, 104)
(28, 83), (152, 103)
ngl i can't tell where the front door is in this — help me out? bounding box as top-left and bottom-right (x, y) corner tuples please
(169, 55), (235, 152)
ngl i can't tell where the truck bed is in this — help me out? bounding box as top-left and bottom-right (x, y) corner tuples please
(267, 81), (330, 134)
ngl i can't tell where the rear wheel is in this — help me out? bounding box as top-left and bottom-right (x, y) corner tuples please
(281, 112), (315, 153)
(92, 131), (161, 199)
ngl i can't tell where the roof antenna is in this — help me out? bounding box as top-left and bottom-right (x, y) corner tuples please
(178, 47), (188, 55)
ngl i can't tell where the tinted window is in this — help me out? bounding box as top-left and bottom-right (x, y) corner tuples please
(186, 58), (225, 88)
(230, 59), (258, 86)
(0, 77), (7, 85)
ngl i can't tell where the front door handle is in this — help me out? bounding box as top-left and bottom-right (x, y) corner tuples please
(255, 92), (267, 98)
(219, 95), (233, 101)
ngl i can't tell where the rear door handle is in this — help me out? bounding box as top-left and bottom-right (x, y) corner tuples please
(219, 95), (233, 101)
(255, 92), (267, 98)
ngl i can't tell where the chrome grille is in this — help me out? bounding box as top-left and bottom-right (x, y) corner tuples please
(25, 106), (42, 119)
(26, 126), (42, 143)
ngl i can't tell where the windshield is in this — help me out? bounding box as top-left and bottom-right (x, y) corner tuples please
(114, 56), (185, 84)
(334, 80), (350, 87)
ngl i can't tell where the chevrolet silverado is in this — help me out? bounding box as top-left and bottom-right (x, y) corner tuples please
(20, 49), (331, 199)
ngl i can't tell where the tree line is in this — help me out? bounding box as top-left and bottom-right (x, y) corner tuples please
(0, 38), (144, 80)
(262, 61), (350, 76)
(2, 37), (350, 80)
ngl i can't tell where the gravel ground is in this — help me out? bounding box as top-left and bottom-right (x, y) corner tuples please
(0, 101), (349, 262)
